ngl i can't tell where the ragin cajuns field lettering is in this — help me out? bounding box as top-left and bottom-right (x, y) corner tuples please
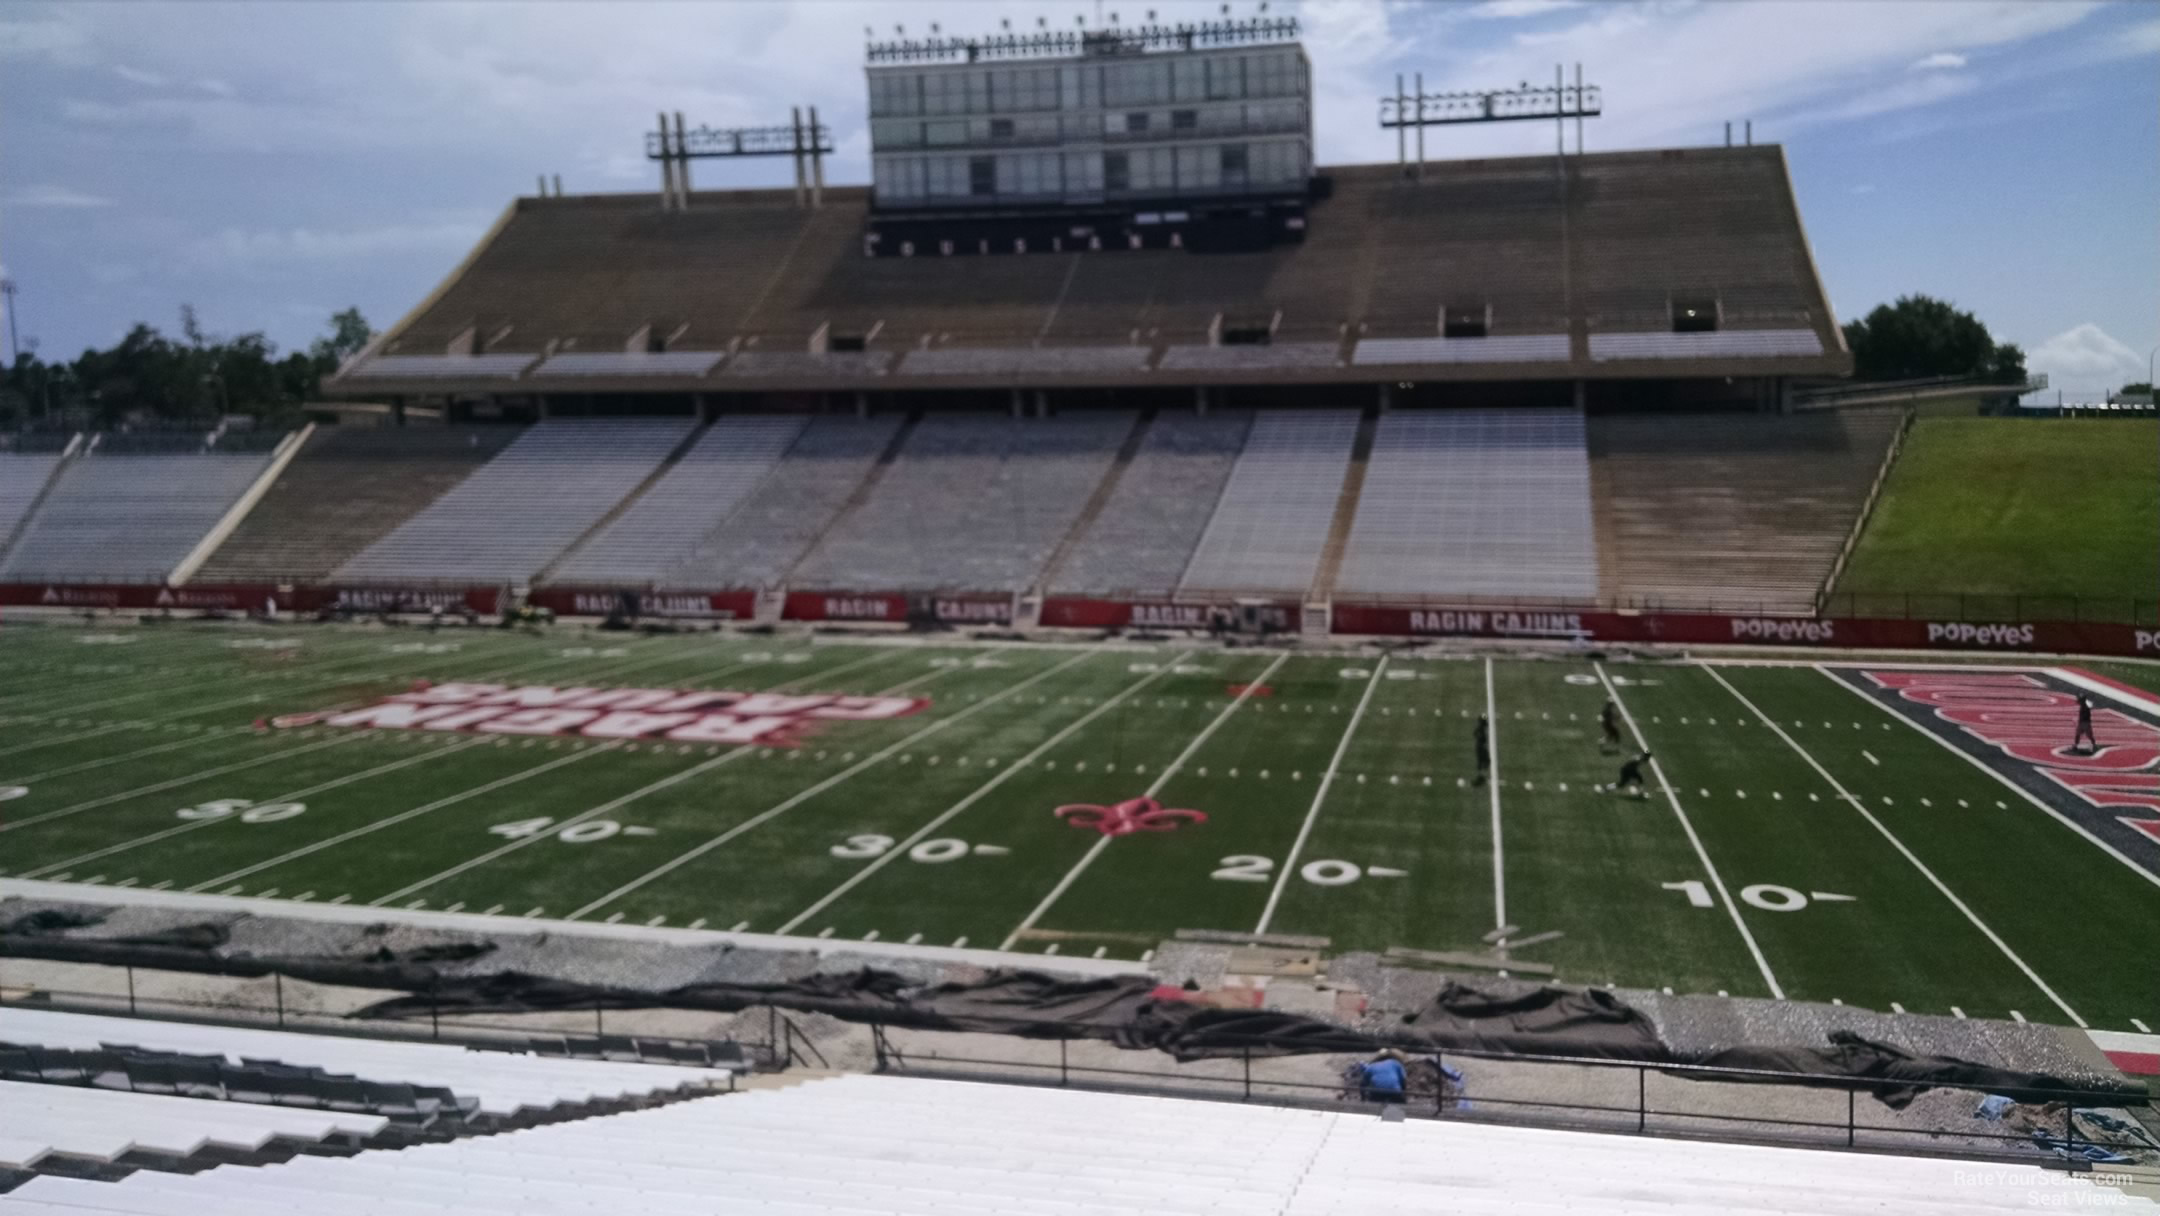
(271, 681), (928, 747)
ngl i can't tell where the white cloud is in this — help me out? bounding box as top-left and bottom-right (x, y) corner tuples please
(0, 15), (86, 60)
(113, 63), (167, 87)
(1469, 0), (1584, 19)
(2027, 323), (2146, 392)
(6, 183), (115, 208)
(184, 219), (488, 268)
(1910, 51), (1968, 71)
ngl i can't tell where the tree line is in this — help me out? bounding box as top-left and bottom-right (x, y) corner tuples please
(0, 308), (372, 431)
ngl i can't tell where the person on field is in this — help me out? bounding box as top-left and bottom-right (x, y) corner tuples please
(1599, 698), (1622, 753)
(2072, 694), (2098, 754)
(1602, 750), (1652, 799)
(1473, 714), (1491, 785)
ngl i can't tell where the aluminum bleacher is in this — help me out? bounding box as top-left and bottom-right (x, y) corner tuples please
(791, 413), (1133, 592)
(0, 1008), (728, 1123)
(1589, 409), (1906, 613)
(0, 1080), (386, 1176)
(0, 453), (65, 554)
(196, 427), (518, 582)
(658, 415), (901, 591)
(548, 415), (806, 585)
(2, 1072), (2136, 1214)
(0, 444), (274, 582)
(1050, 412), (1252, 596)
(1176, 409), (1359, 596)
(333, 418), (694, 584)
(1336, 408), (1600, 601)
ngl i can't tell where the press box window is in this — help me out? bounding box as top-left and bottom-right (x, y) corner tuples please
(968, 156), (995, 197)
(1443, 305), (1488, 339)
(1104, 152), (1131, 192)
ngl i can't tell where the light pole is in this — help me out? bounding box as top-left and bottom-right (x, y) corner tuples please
(0, 278), (19, 367)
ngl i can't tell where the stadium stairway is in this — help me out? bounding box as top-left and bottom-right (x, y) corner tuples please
(193, 426), (520, 583)
(0, 436), (283, 584)
(1305, 409), (1378, 602)
(0, 435), (81, 568)
(771, 414), (917, 589)
(1030, 410), (1157, 593)
(1176, 409), (1363, 597)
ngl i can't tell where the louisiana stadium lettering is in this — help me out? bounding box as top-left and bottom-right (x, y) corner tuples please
(275, 681), (929, 747)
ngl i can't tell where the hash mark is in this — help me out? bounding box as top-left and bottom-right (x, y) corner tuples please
(329, 894), (350, 904)
(1140, 949), (1154, 963)
(2010, 1010), (2026, 1023)
(952, 936), (968, 948)
(729, 920), (749, 932)
(604, 912), (623, 924)
(1044, 943), (1060, 955)
(1951, 1007), (1966, 1020)
(219, 885), (244, 896)
(2132, 1018), (2152, 1033)
(905, 933), (922, 945)
(113, 877), (138, 888)
(405, 899), (426, 910)
(862, 930), (879, 942)
(150, 880), (172, 890)
(1862, 750), (1880, 766)
(524, 907), (544, 917)
(442, 901), (463, 913)
(816, 927), (834, 939)
(1890, 1002), (1905, 1014)
(482, 904), (503, 915)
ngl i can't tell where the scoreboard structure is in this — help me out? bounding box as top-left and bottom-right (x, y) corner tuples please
(862, 18), (1312, 256)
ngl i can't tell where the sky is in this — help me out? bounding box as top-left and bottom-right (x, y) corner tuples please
(1, 0), (2155, 398)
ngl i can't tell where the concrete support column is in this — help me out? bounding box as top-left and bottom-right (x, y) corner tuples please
(1572, 379), (1586, 411)
(1195, 385), (1210, 416)
(854, 391), (870, 419)
(1034, 389), (1049, 419)
(1010, 389), (1025, 418)
(1378, 382), (1395, 412)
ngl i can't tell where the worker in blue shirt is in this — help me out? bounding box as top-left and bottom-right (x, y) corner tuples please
(1357, 1054), (1407, 1103)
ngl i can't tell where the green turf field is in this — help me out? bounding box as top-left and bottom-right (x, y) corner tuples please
(1836, 417), (2160, 621)
(2, 621), (2155, 1032)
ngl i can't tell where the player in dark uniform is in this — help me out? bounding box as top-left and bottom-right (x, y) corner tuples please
(1599, 698), (1622, 753)
(2072, 694), (2098, 754)
(1602, 750), (1652, 799)
(1473, 714), (1491, 786)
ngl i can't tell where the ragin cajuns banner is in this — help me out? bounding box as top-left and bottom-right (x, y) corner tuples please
(783, 592), (1015, 626)
(1326, 604), (2160, 658)
(270, 680), (928, 747)
(1039, 598), (1301, 632)
(525, 588), (756, 620)
(1832, 668), (2160, 881)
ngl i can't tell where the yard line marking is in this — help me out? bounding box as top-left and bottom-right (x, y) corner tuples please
(729, 920), (750, 932)
(20, 737), (491, 880)
(2133, 1018), (2151, 1034)
(1890, 1002), (1905, 1014)
(951, 936), (967, 948)
(185, 745), (611, 892)
(2010, 1010), (2026, 1023)
(1256, 657), (1389, 936)
(569, 648), (1107, 922)
(482, 904), (503, 916)
(1707, 665), (2085, 1027)
(1598, 662), (1783, 1000)
(9, 730), (260, 785)
(1952, 1007), (1966, 1019)
(778, 659), (1189, 937)
(995, 655), (1290, 950)
(1, 734), (361, 833)
(1485, 656), (1507, 938)
(359, 649), (940, 909)
(328, 894), (349, 904)
(1816, 665), (2160, 893)
(1862, 750), (1880, 766)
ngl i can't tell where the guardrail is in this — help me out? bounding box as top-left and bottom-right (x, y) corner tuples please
(866, 1023), (2155, 1168)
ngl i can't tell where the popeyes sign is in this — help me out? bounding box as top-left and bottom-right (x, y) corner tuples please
(271, 681), (928, 747)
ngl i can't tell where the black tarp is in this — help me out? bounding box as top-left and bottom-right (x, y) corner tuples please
(2, 909), (2136, 1108)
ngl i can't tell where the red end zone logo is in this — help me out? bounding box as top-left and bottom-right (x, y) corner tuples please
(273, 681), (929, 747)
(1854, 669), (2160, 878)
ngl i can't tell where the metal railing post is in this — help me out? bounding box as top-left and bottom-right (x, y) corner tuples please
(1637, 1066), (1646, 1133)
(1243, 1046), (1251, 1102)
(1059, 1039), (1069, 1087)
(1847, 1088), (1856, 1147)
(126, 966), (136, 1016)
(595, 1000), (604, 1038)
(430, 978), (440, 1041)
(274, 972), (285, 1027)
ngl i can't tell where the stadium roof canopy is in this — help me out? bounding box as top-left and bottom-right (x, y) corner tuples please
(334, 144), (1851, 397)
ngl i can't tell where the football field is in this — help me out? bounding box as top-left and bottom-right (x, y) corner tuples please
(1, 620), (2155, 1033)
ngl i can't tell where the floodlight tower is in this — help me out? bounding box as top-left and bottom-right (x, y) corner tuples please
(644, 109), (837, 211)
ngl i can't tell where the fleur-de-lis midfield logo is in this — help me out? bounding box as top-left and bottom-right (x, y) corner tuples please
(1054, 796), (1207, 837)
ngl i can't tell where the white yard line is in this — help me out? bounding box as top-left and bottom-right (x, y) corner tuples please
(366, 647), (977, 911)
(568, 649), (1105, 922)
(1486, 656), (1507, 937)
(1815, 664), (2160, 893)
(1705, 665), (2085, 1027)
(1004, 653), (1291, 950)
(1596, 662), (1785, 1000)
(0, 735), (363, 834)
(183, 745), (618, 892)
(8, 730), (257, 784)
(18, 737), (494, 880)
(1255, 656), (1388, 935)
